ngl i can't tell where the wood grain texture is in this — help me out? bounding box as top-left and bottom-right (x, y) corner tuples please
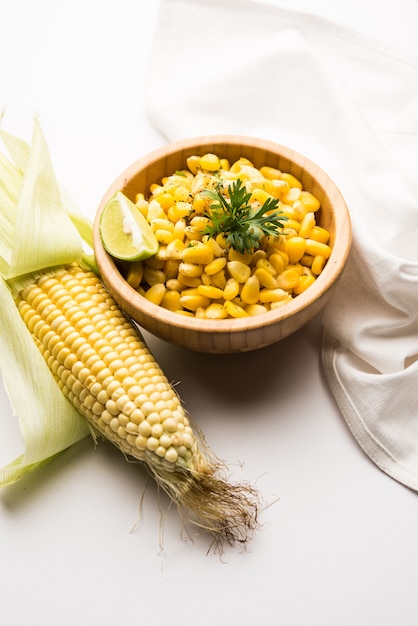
(93, 136), (352, 353)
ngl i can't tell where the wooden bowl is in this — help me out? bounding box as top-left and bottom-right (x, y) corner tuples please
(93, 135), (351, 353)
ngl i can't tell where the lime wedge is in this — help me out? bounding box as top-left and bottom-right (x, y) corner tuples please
(99, 191), (159, 261)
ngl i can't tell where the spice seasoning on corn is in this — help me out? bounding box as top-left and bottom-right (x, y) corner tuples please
(122, 154), (331, 319)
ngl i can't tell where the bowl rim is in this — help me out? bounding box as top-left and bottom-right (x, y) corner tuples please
(93, 134), (352, 335)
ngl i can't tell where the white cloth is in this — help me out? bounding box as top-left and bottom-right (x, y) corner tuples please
(146, 0), (418, 490)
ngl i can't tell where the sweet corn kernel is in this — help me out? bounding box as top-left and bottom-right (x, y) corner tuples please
(144, 283), (166, 305)
(286, 236), (307, 264)
(160, 290), (182, 311)
(178, 262), (203, 278)
(259, 165), (281, 180)
(240, 275), (260, 305)
(143, 267), (166, 286)
(166, 239), (186, 259)
(155, 229), (174, 245)
(126, 262), (144, 290)
(309, 226), (330, 244)
(259, 288), (290, 303)
(197, 285), (225, 300)
(300, 191), (320, 212)
(298, 212), (316, 238)
(305, 239), (331, 259)
(199, 153), (221, 172)
(204, 257), (227, 276)
(224, 300), (249, 318)
(182, 242), (214, 265)
(167, 202), (192, 223)
(179, 294), (210, 311)
(245, 304), (268, 316)
(275, 269), (300, 290)
(311, 255), (327, 275)
(204, 303), (229, 319)
(227, 260), (251, 283)
(254, 267), (277, 289)
(280, 172), (302, 189)
(223, 277), (240, 300)
(293, 274), (316, 295)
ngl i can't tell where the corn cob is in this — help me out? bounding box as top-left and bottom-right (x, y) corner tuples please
(14, 262), (260, 546)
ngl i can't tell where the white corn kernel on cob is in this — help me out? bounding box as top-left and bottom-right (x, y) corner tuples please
(14, 263), (260, 546)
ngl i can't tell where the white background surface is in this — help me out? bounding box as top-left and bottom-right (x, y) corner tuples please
(1, 1), (418, 625)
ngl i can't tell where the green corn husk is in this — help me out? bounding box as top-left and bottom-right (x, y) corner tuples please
(0, 115), (95, 485)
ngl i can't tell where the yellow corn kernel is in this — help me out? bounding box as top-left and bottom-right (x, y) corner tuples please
(172, 218), (187, 241)
(228, 248), (253, 265)
(164, 259), (181, 279)
(144, 283), (166, 305)
(259, 165), (281, 180)
(147, 199), (166, 221)
(223, 277), (240, 300)
(298, 211), (316, 238)
(293, 274), (316, 295)
(227, 260), (251, 283)
(203, 236), (225, 258)
(300, 254), (313, 267)
(204, 256), (227, 276)
(284, 219), (301, 233)
(165, 278), (184, 291)
(311, 255), (327, 275)
(211, 269), (227, 290)
(166, 238), (186, 260)
(280, 172), (302, 189)
(250, 188), (274, 205)
(154, 230), (174, 245)
(286, 236), (307, 264)
(204, 303), (229, 320)
(135, 197), (149, 218)
(254, 267), (277, 290)
(190, 215), (212, 233)
(259, 288), (291, 303)
(270, 179), (290, 200)
(172, 185), (191, 202)
(167, 202), (192, 223)
(215, 233), (229, 249)
(245, 304), (268, 316)
(160, 290), (182, 312)
(263, 254), (283, 275)
(179, 294), (210, 312)
(150, 218), (174, 233)
(199, 153), (221, 172)
(200, 273), (213, 286)
(186, 155), (201, 175)
(182, 242), (214, 265)
(224, 300), (249, 318)
(155, 192), (175, 210)
(309, 225), (330, 244)
(184, 226), (202, 242)
(126, 262), (144, 290)
(300, 190), (320, 212)
(178, 262), (203, 278)
(275, 269), (300, 290)
(177, 275), (202, 288)
(240, 275), (260, 305)
(197, 284), (224, 300)
(192, 192), (212, 214)
(305, 239), (331, 259)
(143, 267), (166, 286)
(282, 187), (301, 204)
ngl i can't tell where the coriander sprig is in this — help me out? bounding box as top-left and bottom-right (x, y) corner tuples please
(201, 178), (288, 254)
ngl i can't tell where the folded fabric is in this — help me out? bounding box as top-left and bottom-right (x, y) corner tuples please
(146, 0), (418, 490)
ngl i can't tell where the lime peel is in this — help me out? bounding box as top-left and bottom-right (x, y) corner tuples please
(99, 191), (159, 262)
